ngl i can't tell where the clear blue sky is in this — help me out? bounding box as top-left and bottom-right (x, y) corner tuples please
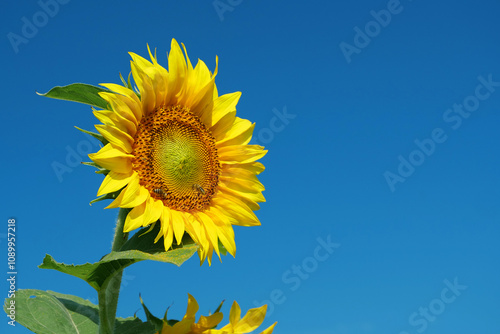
(2, 1), (500, 333)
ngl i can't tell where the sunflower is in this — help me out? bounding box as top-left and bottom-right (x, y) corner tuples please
(158, 294), (223, 334)
(156, 294), (276, 334)
(206, 301), (276, 334)
(88, 39), (266, 264)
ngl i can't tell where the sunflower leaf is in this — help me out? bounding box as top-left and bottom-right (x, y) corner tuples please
(37, 83), (109, 110)
(3, 289), (155, 334)
(39, 242), (198, 291)
(3, 289), (99, 333)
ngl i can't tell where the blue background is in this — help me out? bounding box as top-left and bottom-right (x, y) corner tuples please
(2, 0), (500, 333)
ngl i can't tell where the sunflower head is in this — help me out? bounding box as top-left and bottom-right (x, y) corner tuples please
(88, 39), (267, 264)
(155, 294), (276, 334)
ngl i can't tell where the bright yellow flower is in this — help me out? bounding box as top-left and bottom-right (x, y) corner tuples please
(159, 294), (223, 334)
(207, 302), (276, 334)
(157, 295), (276, 334)
(88, 39), (267, 263)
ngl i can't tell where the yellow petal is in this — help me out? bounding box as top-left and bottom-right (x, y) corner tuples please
(130, 51), (167, 108)
(223, 162), (265, 175)
(123, 202), (147, 232)
(210, 220), (236, 257)
(99, 83), (142, 122)
(229, 301), (242, 325)
(97, 171), (135, 196)
(196, 212), (220, 258)
(180, 59), (211, 107)
(105, 174), (147, 209)
(95, 124), (134, 153)
(183, 213), (201, 244)
(218, 183), (264, 211)
(149, 198), (164, 224)
(210, 110), (236, 139)
(170, 210), (185, 246)
(155, 207), (170, 243)
(259, 322), (277, 334)
(131, 60), (156, 115)
(192, 80), (216, 125)
(211, 92), (241, 128)
(213, 193), (261, 227)
(160, 207), (174, 250)
(166, 39), (187, 105)
(98, 92), (138, 127)
(186, 59), (217, 122)
(92, 109), (119, 128)
(222, 163), (265, 180)
(217, 118), (254, 146)
(220, 174), (265, 192)
(121, 187), (149, 208)
(184, 294), (199, 319)
(181, 43), (194, 72)
(88, 143), (134, 173)
(192, 218), (210, 260)
(141, 203), (153, 230)
(171, 318), (194, 334)
(218, 145), (267, 164)
(233, 305), (267, 332)
(198, 312), (223, 328)
(93, 108), (136, 136)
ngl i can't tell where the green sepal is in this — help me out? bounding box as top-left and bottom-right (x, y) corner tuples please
(119, 72), (128, 87)
(3, 289), (155, 334)
(218, 240), (228, 256)
(95, 168), (109, 175)
(140, 295), (163, 332)
(127, 72), (133, 90)
(81, 161), (109, 174)
(75, 126), (108, 146)
(214, 299), (225, 314)
(120, 72), (133, 90)
(37, 83), (110, 110)
(89, 191), (119, 205)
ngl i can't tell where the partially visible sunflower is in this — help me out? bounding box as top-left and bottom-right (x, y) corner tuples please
(88, 39), (266, 264)
(158, 294), (223, 334)
(156, 295), (276, 334)
(206, 301), (276, 334)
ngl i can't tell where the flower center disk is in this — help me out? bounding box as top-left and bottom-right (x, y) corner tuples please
(133, 105), (221, 211)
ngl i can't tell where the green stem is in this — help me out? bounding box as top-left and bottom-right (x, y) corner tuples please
(99, 208), (129, 334)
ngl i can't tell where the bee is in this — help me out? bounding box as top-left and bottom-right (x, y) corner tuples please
(153, 188), (166, 197)
(192, 183), (206, 195)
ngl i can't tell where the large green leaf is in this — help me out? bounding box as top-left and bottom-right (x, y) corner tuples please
(4, 289), (155, 334)
(37, 83), (109, 109)
(39, 228), (198, 291)
(4, 289), (97, 334)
